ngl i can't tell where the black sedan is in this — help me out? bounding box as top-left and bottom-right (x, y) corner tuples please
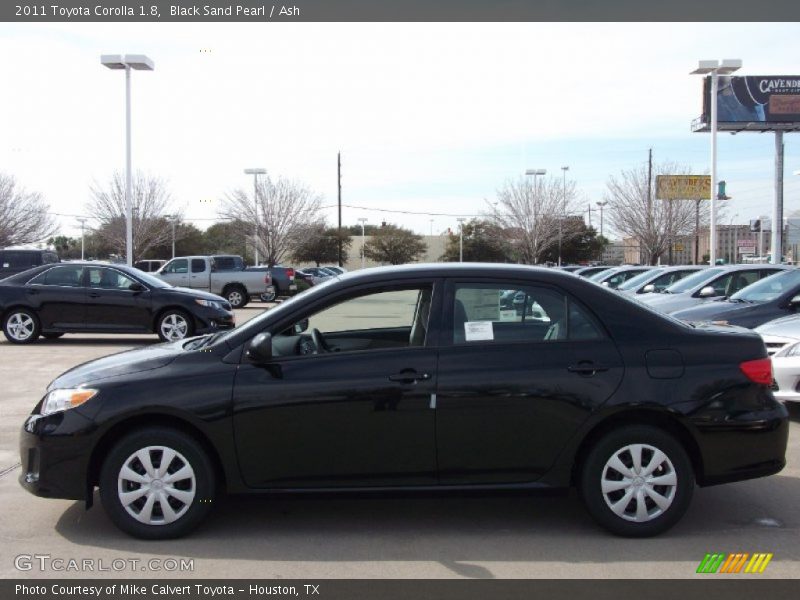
(19, 264), (787, 539)
(670, 268), (800, 328)
(1, 262), (234, 343)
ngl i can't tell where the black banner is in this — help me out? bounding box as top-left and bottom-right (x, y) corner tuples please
(4, 0), (800, 22)
(5, 580), (800, 600)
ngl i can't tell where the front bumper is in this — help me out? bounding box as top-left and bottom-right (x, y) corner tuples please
(194, 308), (236, 334)
(19, 409), (98, 501)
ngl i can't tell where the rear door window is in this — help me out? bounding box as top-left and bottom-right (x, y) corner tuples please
(191, 259), (207, 273)
(28, 265), (84, 287)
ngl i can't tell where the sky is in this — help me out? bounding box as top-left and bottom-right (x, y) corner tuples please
(1, 21), (799, 241)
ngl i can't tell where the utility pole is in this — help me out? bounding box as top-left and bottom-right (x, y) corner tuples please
(337, 152), (342, 267)
(646, 148), (653, 265)
(76, 218), (87, 260)
(586, 203), (594, 228)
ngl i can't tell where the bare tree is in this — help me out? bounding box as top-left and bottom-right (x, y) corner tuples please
(219, 175), (323, 266)
(88, 172), (176, 262)
(605, 161), (711, 265)
(0, 173), (57, 246)
(488, 176), (582, 264)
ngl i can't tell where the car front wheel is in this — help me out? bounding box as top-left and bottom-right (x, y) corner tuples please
(579, 425), (693, 537)
(3, 308), (41, 344)
(99, 427), (216, 539)
(157, 310), (194, 342)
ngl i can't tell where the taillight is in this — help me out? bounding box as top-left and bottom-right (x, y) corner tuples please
(739, 358), (773, 385)
(286, 268), (295, 281)
(264, 273), (272, 284)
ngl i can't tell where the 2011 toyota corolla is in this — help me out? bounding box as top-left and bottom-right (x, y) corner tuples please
(19, 264), (788, 539)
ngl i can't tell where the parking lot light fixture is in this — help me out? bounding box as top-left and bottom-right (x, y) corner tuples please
(457, 218), (466, 262)
(358, 217), (368, 269)
(76, 218), (87, 260)
(244, 168), (267, 265)
(690, 58), (742, 266)
(101, 54), (154, 266)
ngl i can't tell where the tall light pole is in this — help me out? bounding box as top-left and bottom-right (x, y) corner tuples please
(164, 214), (177, 258)
(358, 217), (368, 269)
(596, 200), (608, 238)
(691, 59), (741, 266)
(560, 166), (569, 266)
(457, 217), (466, 262)
(244, 168), (267, 265)
(429, 219), (434, 237)
(101, 54), (154, 266)
(525, 169), (547, 262)
(76, 218), (87, 260)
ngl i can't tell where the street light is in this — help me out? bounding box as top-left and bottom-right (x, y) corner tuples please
(691, 58), (742, 266)
(457, 217), (466, 262)
(560, 166), (570, 266)
(76, 218), (87, 260)
(358, 217), (368, 269)
(244, 168), (267, 265)
(596, 201), (608, 238)
(164, 214), (177, 258)
(101, 54), (154, 266)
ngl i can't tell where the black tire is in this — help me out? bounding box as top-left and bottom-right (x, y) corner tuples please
(579, 425), (694, 537)
(224, 285), (248, 309)
(3, 308), (41, 344)
(41, 332), (65, 340)
(156, 309), (195, 342)
(99, 427), (216, 539)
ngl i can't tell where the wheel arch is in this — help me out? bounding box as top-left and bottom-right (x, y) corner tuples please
(87, 413), (228, 497)
(569, 407), (704, 486)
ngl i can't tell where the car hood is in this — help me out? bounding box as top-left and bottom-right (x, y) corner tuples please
(670, 300), (753, 322)
(755, 314), (800, 337)
(47, 341), (184, 390)
(167, 287), (226, 302)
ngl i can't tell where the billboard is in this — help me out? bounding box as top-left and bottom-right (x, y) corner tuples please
(701, 76), (800, 131)
(655, 175), (711, 200)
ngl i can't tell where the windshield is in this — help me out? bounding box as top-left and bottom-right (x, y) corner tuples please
(617, 268), (665, 291)
(213, 276), (340, 345)
(589, 268), (615, 282)
(132, 269), (172, 289)
(731, 269), (800, 303)
(663, 268), (722, 294)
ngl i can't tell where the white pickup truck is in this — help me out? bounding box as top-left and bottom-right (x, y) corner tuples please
(155, 255), (275, 308)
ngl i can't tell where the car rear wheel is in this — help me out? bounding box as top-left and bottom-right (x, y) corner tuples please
(225, 285), (248, 309)
(260, 289), (277, 302)
(3, 308), (40, 344)
(579, 425), (693, 537)
(157, 310), (194, 342)
(99, 427), (216, 539)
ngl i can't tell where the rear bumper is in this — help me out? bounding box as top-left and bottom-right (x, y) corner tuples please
(691, 402), (789, 486)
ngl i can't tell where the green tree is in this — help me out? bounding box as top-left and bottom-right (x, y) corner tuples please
(363, 225), (427, 265)
(441, 219), (511, 263)
(47, 235), (80, 259)
(202, 220), (251, 260)
(147, 222), (206, 259)
(292, 225), (352, 266)
(539, 221), (609, 264)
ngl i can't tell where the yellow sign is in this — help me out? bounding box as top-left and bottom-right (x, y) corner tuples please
(656, 175), (711, 200)
(674, 243), (685, 252)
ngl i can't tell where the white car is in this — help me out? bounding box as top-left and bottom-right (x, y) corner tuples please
(755, 314), (800, 356)
(770, 341), (800, 403)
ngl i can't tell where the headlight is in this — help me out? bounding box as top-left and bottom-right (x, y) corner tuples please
(195, 299), (222, 309)
(41, 388), (98, 416)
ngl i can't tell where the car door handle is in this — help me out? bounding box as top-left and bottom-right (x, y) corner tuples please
(567, 362), (610, 375)
(88, 292), (101, 298)
(388, 370), (431, 384)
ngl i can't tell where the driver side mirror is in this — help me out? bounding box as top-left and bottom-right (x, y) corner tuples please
(246, 332), (273, 364)
(789, 295), (800, 308)
(129, 282), (146, 292)
(642, 284), (655, 293)
(698, 286), (718, 298)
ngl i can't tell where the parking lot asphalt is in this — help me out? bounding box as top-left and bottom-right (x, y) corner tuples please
(1, 305), (798, 579)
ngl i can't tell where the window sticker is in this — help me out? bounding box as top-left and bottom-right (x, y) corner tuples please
(499, 309), (518, 322)
(464, 321), (494, 341)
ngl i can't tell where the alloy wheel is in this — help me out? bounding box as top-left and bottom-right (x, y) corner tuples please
(160, 314), (188, 341)
(7, 312), (36, 342)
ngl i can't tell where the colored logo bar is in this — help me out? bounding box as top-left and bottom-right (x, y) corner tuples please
(696, 553), (773, 574)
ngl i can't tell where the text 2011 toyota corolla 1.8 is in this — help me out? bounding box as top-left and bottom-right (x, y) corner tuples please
(19, 264), (788, 539)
